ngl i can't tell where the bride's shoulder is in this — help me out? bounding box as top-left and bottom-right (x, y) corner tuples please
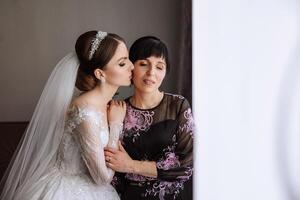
(67, 99), (103, 121)
(65, 98), (105, 131)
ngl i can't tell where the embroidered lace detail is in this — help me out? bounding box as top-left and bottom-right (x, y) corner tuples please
(65, 106), (107, 132)
(156, 151), (180, 171)
(123, 105), (154, 142)
(111, 175), (119, 187)
(179, 108), (195, 138)
(125, 173), (156, 182)
(108, 122), (123, 149)
(33, 105), (120, 199)
(57, 106), (108, 165)
(144, 135), (192, 200)
(145, 167), (193, 200)
(157, 135), (180, 170)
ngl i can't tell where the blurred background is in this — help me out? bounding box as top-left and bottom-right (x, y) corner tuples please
(193, 0), (300, 199)
(0, 0), (192, 121)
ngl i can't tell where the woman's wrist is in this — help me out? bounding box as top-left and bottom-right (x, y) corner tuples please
(128, 160), (139, 174)
(127, 160), (158, 178)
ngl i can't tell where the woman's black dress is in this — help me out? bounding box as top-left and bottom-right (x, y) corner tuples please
(112, 93), (194, 200)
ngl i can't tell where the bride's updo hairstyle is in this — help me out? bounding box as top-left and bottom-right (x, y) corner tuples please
(75, 31), (125, 91)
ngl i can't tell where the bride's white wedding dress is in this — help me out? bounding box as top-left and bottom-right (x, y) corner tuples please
(19, 105), (121, 200)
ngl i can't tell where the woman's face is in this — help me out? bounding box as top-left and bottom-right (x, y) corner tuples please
(103, 42), (134, 86)
(132, 56), (166, 94)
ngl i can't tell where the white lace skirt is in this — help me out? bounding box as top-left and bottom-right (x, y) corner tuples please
(14, 167), (120, 200)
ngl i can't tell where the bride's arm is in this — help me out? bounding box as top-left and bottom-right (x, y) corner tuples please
(106, 100), (126, 149)
(74, 100), (126, 185)
(107, 122), (123, 149)
(75, 114), (115, 184)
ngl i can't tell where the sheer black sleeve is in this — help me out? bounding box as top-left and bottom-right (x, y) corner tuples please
(156, 98), (194, 182)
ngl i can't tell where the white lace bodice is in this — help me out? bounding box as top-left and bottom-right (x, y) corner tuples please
(55, 105), (122, 185)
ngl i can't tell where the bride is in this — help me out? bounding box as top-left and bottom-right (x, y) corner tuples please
(0, 30), (133, 200)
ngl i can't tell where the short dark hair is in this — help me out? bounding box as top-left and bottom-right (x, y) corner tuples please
(129, 36), (170, 73)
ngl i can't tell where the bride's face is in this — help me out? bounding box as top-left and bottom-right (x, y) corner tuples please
(102, 42), (134, 86)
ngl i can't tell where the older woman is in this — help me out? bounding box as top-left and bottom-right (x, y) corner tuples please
(104, 36), (194, 200)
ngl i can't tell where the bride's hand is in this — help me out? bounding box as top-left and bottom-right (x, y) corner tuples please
(107, 100), (126, 124)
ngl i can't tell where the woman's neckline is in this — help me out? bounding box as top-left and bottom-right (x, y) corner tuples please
(128, 92), (165, 111)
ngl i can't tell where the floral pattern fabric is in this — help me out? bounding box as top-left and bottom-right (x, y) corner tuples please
(112, 93), (194, 200)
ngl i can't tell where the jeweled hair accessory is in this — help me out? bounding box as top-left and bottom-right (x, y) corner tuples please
(88, 31), (108, 60)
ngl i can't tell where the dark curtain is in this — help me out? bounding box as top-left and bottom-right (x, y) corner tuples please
(0, 122), (28, 181)
(176, 0), (192, 105)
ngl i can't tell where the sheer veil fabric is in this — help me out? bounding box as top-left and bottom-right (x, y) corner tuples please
(0, 53), (79, 200)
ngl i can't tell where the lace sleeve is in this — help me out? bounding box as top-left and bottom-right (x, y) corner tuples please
(74, 109), (115, 184)
(156, 98), (194, 182)
(107, 122), (123, 149)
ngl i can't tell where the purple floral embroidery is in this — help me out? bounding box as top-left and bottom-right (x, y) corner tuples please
(157, 151), (180, 170)
(124, 106), (154, 131)
(125, 173), (155, 182)
(145, 167), (193, 200)
(145, 135), (192, 199)
(179, 108), (195, 138)
(123, 105), (154, 142)
(111, 175), (119, 187)
(156, 136), (179, 171)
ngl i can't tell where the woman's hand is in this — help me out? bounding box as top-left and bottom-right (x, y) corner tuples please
(107, 100), (126, 125)
(104, 141), (134, 173)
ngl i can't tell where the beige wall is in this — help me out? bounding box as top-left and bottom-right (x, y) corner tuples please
(0, 0), (180, 121)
